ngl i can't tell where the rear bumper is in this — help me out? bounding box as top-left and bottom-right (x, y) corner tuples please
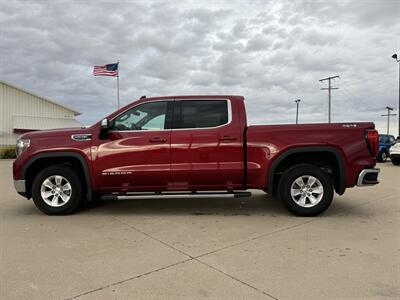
(356, 168), (380, 186)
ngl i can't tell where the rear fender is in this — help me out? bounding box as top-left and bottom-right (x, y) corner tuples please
(267, 146), (346, 195)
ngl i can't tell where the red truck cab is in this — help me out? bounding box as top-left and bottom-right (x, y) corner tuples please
(13, 95), (380, 216)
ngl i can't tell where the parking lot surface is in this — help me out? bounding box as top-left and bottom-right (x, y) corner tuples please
(1, 160), (399, 299)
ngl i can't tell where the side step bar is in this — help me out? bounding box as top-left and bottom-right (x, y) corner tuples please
(100, 191), (252, 201)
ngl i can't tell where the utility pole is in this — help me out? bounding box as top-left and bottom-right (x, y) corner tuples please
(381, 106), (397, 135)
(295, 99), (301, 124)
(319, 75), (339, 123)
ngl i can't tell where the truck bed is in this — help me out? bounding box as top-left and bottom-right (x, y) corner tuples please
(246, 122), (376, 191)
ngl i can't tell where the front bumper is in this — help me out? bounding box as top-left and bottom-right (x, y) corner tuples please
(357, 168), (380, 186)
(14, 179), (26, 193)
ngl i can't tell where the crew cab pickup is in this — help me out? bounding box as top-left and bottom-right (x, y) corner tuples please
(13, 95), (380, 216)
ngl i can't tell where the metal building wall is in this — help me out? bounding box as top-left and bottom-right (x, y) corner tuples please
(0, 82), (79, 147)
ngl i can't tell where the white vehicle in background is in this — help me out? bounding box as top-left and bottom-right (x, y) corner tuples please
(389, 137), (400, 165)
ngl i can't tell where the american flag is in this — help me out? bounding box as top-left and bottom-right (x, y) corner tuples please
(93, 63), (119, 77)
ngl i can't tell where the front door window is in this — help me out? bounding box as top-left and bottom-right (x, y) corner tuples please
(111, 101), (168, 131)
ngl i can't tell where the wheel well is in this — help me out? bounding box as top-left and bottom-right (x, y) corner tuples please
(378, 147), (388, 153)
(271, 151), (343, 195)
(25, 157), (87, 198)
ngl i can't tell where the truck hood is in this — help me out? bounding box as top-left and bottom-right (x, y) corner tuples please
(19, 127), (91, 139)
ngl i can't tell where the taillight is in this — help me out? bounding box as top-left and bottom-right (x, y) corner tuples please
(366, 129), (378, 157)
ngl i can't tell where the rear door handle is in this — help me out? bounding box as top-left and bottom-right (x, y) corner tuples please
(149, 137), (167, 143)
(219, 136), (236, 141)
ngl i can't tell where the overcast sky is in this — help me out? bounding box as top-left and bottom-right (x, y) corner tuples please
(1, 0), (399, 134)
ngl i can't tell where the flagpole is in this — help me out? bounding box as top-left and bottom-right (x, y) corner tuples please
(117, 61), (120, 109)
(117, 75), (120, 109)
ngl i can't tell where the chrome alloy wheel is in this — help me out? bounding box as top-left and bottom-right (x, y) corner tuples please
(381, 152), (387, 161)
(40, 175), (72, 207)
(290, 175), (324, 208)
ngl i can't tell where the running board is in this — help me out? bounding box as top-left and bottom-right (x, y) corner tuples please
(100, 191), (252, 201)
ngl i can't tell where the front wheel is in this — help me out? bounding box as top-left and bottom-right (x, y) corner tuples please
(31, 165), (84, 215)
(278, 164), (334, 216)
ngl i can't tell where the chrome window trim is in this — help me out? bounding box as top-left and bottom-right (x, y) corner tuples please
(109, 100), (170, 133)
(110, 99), (168, 123)
(171, 99), (232, 131)
(109, 99), (232, 133)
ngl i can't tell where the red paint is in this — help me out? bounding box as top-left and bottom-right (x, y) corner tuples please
(92, 130), (171, 191)
(13, 95), (377, 196)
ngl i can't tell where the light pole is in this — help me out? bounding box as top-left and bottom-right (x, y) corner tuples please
(295, 99), (301, 124)
(381, 106), (397, 135)
(392, 53), (400, 136)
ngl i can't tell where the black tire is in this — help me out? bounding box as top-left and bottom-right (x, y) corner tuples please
(31, 164), (85, 215)
(392, 159), (400, 166)
(278, 163), (334, 216)
(377, 150), (387, 162)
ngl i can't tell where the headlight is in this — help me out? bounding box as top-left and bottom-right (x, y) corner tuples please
(16, 139), (30, 157)
(390, 143), (400, 153)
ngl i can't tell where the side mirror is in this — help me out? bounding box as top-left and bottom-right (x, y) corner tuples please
(99, 118), (110, 140)
(101, 118), (109, 130)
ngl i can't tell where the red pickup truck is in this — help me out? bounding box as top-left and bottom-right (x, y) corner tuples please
(13, 95), (380, 216)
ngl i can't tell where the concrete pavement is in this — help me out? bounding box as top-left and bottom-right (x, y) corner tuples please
(1, 160), (399, 299)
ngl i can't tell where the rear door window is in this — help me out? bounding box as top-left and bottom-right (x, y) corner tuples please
(173, 100), (229, 129)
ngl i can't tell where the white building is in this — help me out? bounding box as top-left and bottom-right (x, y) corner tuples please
(0, 81), (81, 147)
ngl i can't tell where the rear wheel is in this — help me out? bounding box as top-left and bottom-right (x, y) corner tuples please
(278, 164), (334, 216)
(377, 150), (388, 162)
(392, 158), (400, 165)
(32, 165), (84, 215)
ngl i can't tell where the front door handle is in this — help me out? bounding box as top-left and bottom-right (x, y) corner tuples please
(149, 137), (167, 143)
(219, 136), (236, 141)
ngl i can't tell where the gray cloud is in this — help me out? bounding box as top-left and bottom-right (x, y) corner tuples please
(245, 34), (273, 52)
(1, 0), (399, 134)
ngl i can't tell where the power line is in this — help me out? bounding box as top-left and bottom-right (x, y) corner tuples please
(319, 75), (339, 123)
(338, 85), (397, 112)
(337, 88), (358, 103)
(337, 73), (395, 87)
(340, 81), (393, 97)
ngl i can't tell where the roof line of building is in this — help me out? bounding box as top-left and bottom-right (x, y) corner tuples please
(0, 80), (81, 116)
(12, 114), (82, 120)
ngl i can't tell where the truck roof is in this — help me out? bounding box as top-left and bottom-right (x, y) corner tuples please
(136, 95), (245, 101)
(101, 95), (245, 125)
